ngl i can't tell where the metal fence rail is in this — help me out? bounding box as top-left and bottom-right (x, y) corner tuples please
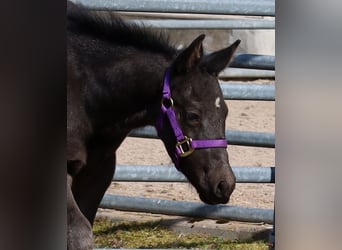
(230, 54), (275, 70)
(72, 0), (275, 16)
(100, 194), (274, 224)
(129, 126), (275, 148)
(220, 83), (275, 100)
(128, 18), (275, 30)
(114, 165), (275, 183)
(219, 68), (275, 79)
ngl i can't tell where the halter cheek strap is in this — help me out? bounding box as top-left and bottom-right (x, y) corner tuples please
(155, 68), (227, 168)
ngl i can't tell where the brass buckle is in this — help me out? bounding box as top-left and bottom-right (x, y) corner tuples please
(176, 136), (195, 157)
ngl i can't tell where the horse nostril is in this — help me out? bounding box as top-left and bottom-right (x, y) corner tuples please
(216, 181), (228, 198)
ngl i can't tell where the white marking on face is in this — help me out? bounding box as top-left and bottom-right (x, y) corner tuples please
(215, 97), (221, 108)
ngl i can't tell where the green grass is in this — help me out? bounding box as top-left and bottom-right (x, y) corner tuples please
(94, 217), (268, 249)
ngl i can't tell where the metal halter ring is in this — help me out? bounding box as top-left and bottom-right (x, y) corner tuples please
(162, 97), (174, 109)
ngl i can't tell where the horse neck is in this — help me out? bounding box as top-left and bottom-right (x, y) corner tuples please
(89, 51), (173, 134)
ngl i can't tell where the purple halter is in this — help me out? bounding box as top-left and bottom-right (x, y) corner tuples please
(155, 68), (228, 168)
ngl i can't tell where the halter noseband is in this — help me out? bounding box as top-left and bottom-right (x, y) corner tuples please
(155, 68), (228, 168)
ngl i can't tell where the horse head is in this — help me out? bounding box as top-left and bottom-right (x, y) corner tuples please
(156, 35), (240, 204)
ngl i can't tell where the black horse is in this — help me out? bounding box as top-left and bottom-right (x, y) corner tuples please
(67, 2), (240, 249)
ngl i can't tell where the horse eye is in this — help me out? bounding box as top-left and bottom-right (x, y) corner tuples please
(186, 112), (200, 121)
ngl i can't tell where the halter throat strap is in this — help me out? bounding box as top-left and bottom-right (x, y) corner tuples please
(155, 68), (227, 168)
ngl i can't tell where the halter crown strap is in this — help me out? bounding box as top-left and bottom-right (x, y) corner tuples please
(156, 68), (227, 168)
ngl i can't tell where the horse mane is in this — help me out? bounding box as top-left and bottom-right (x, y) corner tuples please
(67, 1), (176, 57)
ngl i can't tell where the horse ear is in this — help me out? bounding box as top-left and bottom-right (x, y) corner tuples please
(200, 39), (241, 76)
(172, 34), (205, 74)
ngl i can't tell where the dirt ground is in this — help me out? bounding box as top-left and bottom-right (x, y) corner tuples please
(98, 80), (275, 234)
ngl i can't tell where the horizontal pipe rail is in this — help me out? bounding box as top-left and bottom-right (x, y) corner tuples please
(129, 126), (275, 148)
(129, 18), (275, 29)
(100, 194), (274, 224)
(219, 68), (275, 79)
(114, 165), (275, 183)
(219, 83), (275, 100)
(117, 11), (275, 20)
(231, 54), (275, 70)
(227, 130), (275, 148)
(72, 0), (275, 16)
